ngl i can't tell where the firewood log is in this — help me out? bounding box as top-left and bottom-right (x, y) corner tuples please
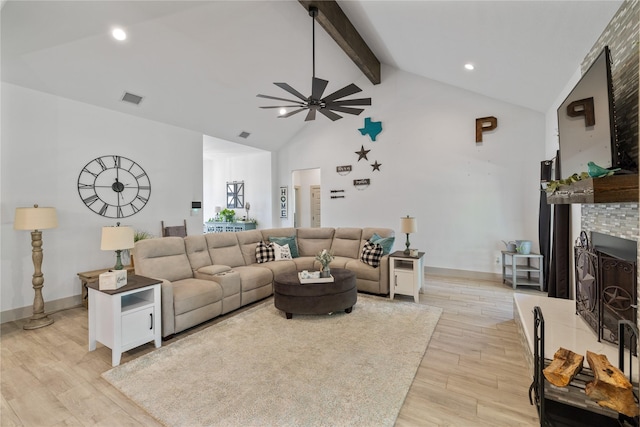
(585, 351), (638, 417)
(543, 347), (584, 387)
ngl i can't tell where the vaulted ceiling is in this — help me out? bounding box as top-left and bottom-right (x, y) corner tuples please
(1, 1), (622, 152)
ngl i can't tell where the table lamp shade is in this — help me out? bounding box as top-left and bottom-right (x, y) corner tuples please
(14, 206), (58, 230)
(101, 226), (135, 251)
(400, 216), (417, 234)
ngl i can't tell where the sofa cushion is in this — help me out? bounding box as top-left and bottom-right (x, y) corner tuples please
(331, 228), (362, 258)
(269, 235), (299, 258)
(296, 227), (335, 257)
(205, 233), (246, 267)
(256, 259), (297, 277)
(370, 233), (395, 255)
(360, 228), (395, 253)
(236, 230), (265, 265)
(233, 266), (273, 292)
(184, 235), (212, 271)
(256, 241), (275, 263)
(172, 278), (223, 316)
(360, 241), (383, 268)
(273, 243), (292, 260)
(134, 237), (193, 282)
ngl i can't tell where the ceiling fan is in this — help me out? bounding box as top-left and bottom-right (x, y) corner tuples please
(257, 6), (371, 122)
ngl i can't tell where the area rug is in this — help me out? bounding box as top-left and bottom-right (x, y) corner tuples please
(102, 294), (442, 427)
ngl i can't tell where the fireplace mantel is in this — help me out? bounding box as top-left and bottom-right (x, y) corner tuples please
(546, 174), (638, 204)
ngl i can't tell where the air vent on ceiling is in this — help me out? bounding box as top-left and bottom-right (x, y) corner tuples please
(121, 92), (144, 105)
(238, 131), (251, 139)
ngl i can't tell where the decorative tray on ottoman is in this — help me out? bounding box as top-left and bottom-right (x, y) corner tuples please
(298, 271), (334, 284)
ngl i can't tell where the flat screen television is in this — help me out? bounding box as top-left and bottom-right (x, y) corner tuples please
(558, 46), (618, 177)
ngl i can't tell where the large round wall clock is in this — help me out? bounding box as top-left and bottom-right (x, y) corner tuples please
(77, 155), (151, 218)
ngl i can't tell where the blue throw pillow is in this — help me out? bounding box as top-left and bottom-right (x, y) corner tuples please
(371, 233), (394, 255)
(269, 236), (299, 258)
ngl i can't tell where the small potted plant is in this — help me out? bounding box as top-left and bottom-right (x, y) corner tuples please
(220, 208), (236, 222)
(128, 230), (153, 267)
(315, 249), (334, 277)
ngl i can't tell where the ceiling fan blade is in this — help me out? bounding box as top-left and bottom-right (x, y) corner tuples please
(278, 108), (307, 118)
(327, 98), (372, 106)
(257, 94), (305, 104)
(260, 105), (305, 109)
(322, 83), (362, 103)
(318, 108), (342, 121)
(311, 77), (329, 100)
(305, 108), (317, 121)
(325, 105), (365, 115)
(274, 83), (308, 101)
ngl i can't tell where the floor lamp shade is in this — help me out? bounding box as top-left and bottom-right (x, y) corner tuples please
(14, 204), (58, 330)
(101, 226), (135, 270)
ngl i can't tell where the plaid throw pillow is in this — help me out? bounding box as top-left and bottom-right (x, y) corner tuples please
(360, 240), (383, 268)
(256, 241), (275, 263)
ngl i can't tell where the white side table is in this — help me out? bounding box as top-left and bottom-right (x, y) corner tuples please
(389, 250), (425, 303)
(88, 275), (162, 366)
(501, 251), (544, 291)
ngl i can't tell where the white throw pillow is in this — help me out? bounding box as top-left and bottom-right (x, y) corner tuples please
(273, 243), (292, 261)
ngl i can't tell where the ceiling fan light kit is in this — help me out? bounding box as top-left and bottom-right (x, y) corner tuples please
(257, 6), (371, 122)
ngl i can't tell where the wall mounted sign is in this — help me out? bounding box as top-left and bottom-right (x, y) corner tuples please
(475, 116), (498, 143)
(336, 165), (352, 175)
(358, 117), (383, 141)
(355, 145), (371, 161)
(353, 178), (370, 190)
(279, 186), (288, 218)
(567, 97), (595, 127)
(77, 155), (151, 218)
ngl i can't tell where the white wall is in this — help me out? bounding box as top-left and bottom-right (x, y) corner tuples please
(203, 150), (272, 228)
(1, 83), (203, 316)
(277, 65), (545, 274)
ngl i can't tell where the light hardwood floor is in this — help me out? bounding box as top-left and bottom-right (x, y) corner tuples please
(1, 273), (540, 426)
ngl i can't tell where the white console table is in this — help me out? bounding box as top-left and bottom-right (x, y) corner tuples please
(88, 275), (162, 366)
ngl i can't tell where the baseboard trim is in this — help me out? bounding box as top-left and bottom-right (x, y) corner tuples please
(425, 266), (501, 282)
(1, 295), (82, 324)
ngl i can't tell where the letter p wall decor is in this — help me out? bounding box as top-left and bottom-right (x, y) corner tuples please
(475, 116), (498, 143)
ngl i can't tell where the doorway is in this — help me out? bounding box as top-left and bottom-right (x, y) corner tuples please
(291, 168), (321, 228)
(311, 185), (321, 227)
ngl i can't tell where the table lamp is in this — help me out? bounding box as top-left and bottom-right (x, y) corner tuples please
(400, 215), (417, 255)
(14, 204), (58, 330)
(101, 223), (135, 270)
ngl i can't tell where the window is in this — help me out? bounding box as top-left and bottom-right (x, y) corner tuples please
(226, 181), (244, 208)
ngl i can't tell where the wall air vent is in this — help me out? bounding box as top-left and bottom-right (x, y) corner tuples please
(121, 92), (144, 105)
(238, 131), (251, 139)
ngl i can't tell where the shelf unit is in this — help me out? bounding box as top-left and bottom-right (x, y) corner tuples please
(88, 275), (161, 367)
(501, 251), (543, 291)
(546, 174), (638, 204)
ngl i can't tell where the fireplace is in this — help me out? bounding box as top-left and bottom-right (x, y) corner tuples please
(575, 232), (637, 351)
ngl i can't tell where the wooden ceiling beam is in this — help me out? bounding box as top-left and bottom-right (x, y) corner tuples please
(298, 0), (381, 85)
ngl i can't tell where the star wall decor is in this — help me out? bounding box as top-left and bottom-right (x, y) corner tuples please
(355, 145), (370, 161)
(371, 161), (382, 171)
(358, 117), (383, 141)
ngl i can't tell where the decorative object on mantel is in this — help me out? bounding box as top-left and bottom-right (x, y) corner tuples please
(279, 186), (288, 218)
(315, 249), (334, 278)
(371, 160), (382, 171)
(353, 178), (370, 190)
(358, 117), (383, 141)
(587, 161), (620, 178)
(400, 215), (417, 256)
(336, 165), (352, 175)
(475, 116), (498, 143)
(101, 223), (135, 270)
(244, 202), (251, 220)
(355, 145), (370, 161)
(256, 7), (371, 121)
(14, 204), (58, 330)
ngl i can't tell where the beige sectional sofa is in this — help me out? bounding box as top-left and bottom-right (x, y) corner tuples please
(134, 227), (394, 337)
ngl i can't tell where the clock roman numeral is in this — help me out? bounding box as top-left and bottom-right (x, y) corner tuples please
(136, 195), (148, 204)
(135, 172), (147, 180)
(130, 203), (140, 214)
(96, 158), (107, 171)
(78, 183), (94, 189)
(98, 203), (108, 216)
(82, 167), (98, 178)
(83, 194), (99, 206)
(138, 186), (150, 191)
(112, 155), (121, 168)
(117, 206), (124, 218)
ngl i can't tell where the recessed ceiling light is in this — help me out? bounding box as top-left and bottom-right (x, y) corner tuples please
(279, 108), (287, 115)
(464, 63), (475, 71)
(112, 28), (127, 41)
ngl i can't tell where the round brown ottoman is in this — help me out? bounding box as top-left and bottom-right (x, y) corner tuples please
(274, 268), (357, 319)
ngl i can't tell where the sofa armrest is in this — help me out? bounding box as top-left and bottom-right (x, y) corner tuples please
(159, 279), (175, 337)
(194, 264), (232, 281)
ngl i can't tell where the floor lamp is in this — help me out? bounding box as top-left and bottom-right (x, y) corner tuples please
(14, 204), (58, 330)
